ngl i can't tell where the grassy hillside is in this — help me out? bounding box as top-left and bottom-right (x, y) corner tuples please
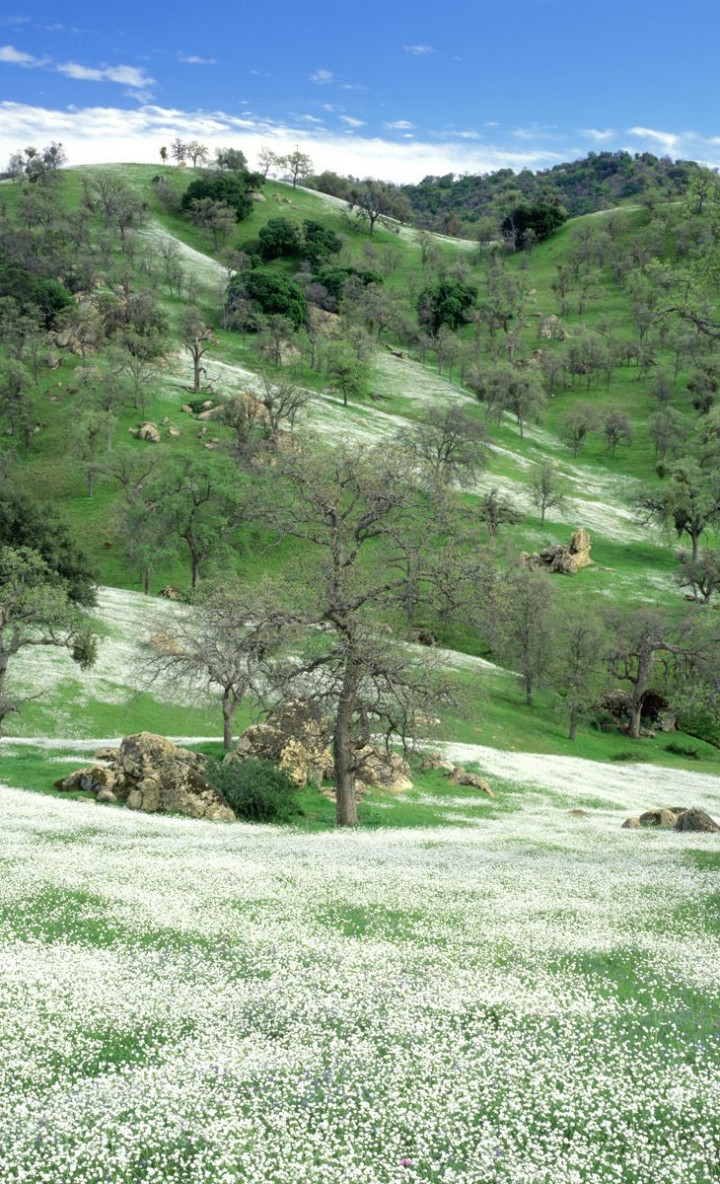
(1, 161), (719, 768)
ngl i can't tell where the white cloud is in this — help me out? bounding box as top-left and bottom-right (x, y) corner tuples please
(340, 115), (365, 128)
(403, 45), (435, 55)
(385, 120), (414, 131)
(0, 45), (154, 91)
(177, 53), (217, 66)
(56, 62), (155, 89)
(626, 125), (680, 152)
(581, 127), (616, 142)
(0, 44), (43, 66)
(309, 68), (333, 85)
(0, 100), (575, 184)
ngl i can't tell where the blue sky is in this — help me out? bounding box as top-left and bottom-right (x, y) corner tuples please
(1, 0), (719, 182)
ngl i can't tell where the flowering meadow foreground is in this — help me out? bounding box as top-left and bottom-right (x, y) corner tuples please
(1, 771), (720, 1184)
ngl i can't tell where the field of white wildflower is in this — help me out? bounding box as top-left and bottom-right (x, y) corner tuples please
(1, 779), (719, 1184)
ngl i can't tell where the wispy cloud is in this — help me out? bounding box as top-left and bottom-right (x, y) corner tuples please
(56, 61), (155, 90)
(627, 125), (680, 152)
(403, 44), (435, 55)
(340, 115), (365, 128)
(177, 53), (217, 66)
(0, 44), (44, 66)
(385, 119), (414, 130)
(0, 44), (154, 92)
(309, 68), (333, 85)
(581, 127), (616, 142)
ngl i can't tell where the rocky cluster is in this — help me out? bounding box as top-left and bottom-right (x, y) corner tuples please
(521, 527), (592, 575)
(54, 732), (235, 822)
(621, 806), (720, 832)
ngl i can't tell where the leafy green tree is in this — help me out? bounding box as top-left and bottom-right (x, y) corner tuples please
(215, 147), (248, 172)
(326, 341), (369, 407)
(349, 180), (411, 235)
(0, 547), (96, 741)
(0, 490), (95, 606)
(501, 200), (568, 248)
(418, 277), (478, 332)
(0, 263), (73, 322)
(279, 149), (313, 189)
(302, 220), (342, 266)
(181, 171), (258, 221)
(258, 217), (303, 261)
(143, 454), (246, 590)
(636, 459), (720, 564)
(230, 270), (307, 330)
(0, 359), (35, 451)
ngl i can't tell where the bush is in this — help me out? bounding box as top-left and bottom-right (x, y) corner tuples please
(229, 269), (307, 329)
(205, 757), (301, 823)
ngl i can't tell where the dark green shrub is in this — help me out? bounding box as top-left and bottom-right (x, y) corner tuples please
(229, 269), (307, 329)
(205, 757), (301, 823)
(258, 217), (302, 261)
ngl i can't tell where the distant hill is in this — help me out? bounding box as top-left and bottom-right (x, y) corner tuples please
(399, 152), (702, 236)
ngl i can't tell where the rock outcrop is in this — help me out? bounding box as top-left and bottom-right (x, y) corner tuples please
(55, 733), (235, 822)
(621, 805), (720, 833)
(355, 745), (413, 793)
(233, 699), (333, 787)
(522, 528), (592, 575)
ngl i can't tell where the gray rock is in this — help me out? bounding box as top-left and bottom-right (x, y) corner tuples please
(674, 808), (720, 834)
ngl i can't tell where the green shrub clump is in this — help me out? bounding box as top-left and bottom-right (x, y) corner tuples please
(206, 757), (301, 823)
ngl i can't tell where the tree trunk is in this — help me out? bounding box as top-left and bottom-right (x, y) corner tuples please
(569, 712), (577, 742)
(627, 699), (643, 740)
(222, 693), (233, 751)
(333, 661), (359, 827)
(190, 551), (201, 590)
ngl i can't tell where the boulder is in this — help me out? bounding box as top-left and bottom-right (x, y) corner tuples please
(638, 808), (678, 828)
(419, 751), (456, 774)
(355, 745), (413, 793)
(158, 585), (183, 600)
(56, 733), (234, 821)
(235, 699), (332, 787)
(93, 746), (120, 763)
(622, 817), (641, 829)
(522, 528), (592, 576)
(447, 768), (495, 797)
(674, 808), (720, 834)
(132, 422), (161, 443)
